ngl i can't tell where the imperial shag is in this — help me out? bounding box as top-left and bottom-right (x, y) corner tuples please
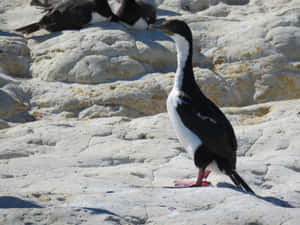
(16, 0), (156, 34)
(151, 20), (255, 194)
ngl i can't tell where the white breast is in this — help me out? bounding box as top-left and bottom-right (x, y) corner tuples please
(167, 89), (202, 159)
(90, 12), (110, 24)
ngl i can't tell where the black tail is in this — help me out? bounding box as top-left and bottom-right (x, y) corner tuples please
(16, 23), (40, 34)
(229, 170), (255, 194)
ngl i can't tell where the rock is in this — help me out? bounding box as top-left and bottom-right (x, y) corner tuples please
(0, 31), (30, 77)
(1, 0), (299, 106)
(78, 104), (138, 119)
(0, 72), (31, 121)
(21, 73), (171, 119)
(0, 88), (28, 120)
(181, 0), (211, 12)
(0, 72), (29, 121)
(0, 119), (9, 129)
(0, 0), (30, 13)
(0, 0), (43, 31)
(0, 72), (18, 86)
(26, 26), (188, 84)
(0, 99), (300, 224)
(28, 25), (148, 83)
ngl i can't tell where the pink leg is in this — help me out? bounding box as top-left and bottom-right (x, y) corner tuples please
(174, 169), (211, 187)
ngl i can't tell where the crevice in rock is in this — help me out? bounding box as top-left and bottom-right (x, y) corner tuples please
(26, 138), (56, 146)
(0, 152), (31, 160)
(283, 165), (300, 173)
(222, 0), (249, 5)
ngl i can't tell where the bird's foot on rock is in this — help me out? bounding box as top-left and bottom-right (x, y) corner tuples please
(174, 180), (211, 187)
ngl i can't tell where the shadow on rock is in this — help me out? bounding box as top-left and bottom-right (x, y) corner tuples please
(83, 207), (119, 216)
(0, 30), (23, 38)
(0, 196), (43, 208)
(157, 9), (181, 17)
(222, 0), (249, 6)
(257, 196), (294, 208)
(217, 183), (295, 208)
(29, 31), (62, 42)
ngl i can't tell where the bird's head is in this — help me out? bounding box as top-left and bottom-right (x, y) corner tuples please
(151, 19), (192, 44)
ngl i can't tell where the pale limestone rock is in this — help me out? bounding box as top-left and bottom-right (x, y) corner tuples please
(1, 0), (299, 107)
(0, 85), (28, 120)
(0, 100), (300, 224)
(17, 64), (299, 120)
(0, 119), (9, 129)
(0, 0), (30, 13)
(0, 0), (41, 31)
(0, 31), (30, 77)
(0, 72), (18, 86)
(0, 73), (32, 123)
(0, 73), (29, 121)
(78, 104), (139, 119)
(28, 25), (147, 83)
(21, 73), (171, 119)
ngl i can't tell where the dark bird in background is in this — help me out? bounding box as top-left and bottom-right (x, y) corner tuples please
(151, 20), (255, 194)
(16, 0), (117, 34)
(16, 0), (156, 34)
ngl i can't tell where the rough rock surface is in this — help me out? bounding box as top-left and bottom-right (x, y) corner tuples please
(0, 0), (300, 224)
(1, 100), (300, 224)
(1, 0), (299, 108)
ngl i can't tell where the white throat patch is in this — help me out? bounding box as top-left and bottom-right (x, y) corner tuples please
(171, 34), (190, 90)
(167, 34), (201, 159)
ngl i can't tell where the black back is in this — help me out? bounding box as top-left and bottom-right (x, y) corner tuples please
(21, 0), (115, 33)
(177, 87), (237, 166)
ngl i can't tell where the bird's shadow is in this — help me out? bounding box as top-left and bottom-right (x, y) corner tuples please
(0, 196), (43, 209)
(28, 31), (62, 42)
(82, 207), (119, 216)
(217, 182), (295, 208)
(0, 30), (23, 38)
(17, 21), (126, 42)
(160, 182), (294, 208)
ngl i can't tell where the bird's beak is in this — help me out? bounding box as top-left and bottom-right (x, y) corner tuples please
(149, 24), (162, 30)
(150, 19), (173, 35)
(149, 18), (164, 30)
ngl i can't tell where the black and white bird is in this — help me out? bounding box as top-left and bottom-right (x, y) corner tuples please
(16, 0), (156, 34)
(151, 20), (255, 194)
(16, 0), (117, 33)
